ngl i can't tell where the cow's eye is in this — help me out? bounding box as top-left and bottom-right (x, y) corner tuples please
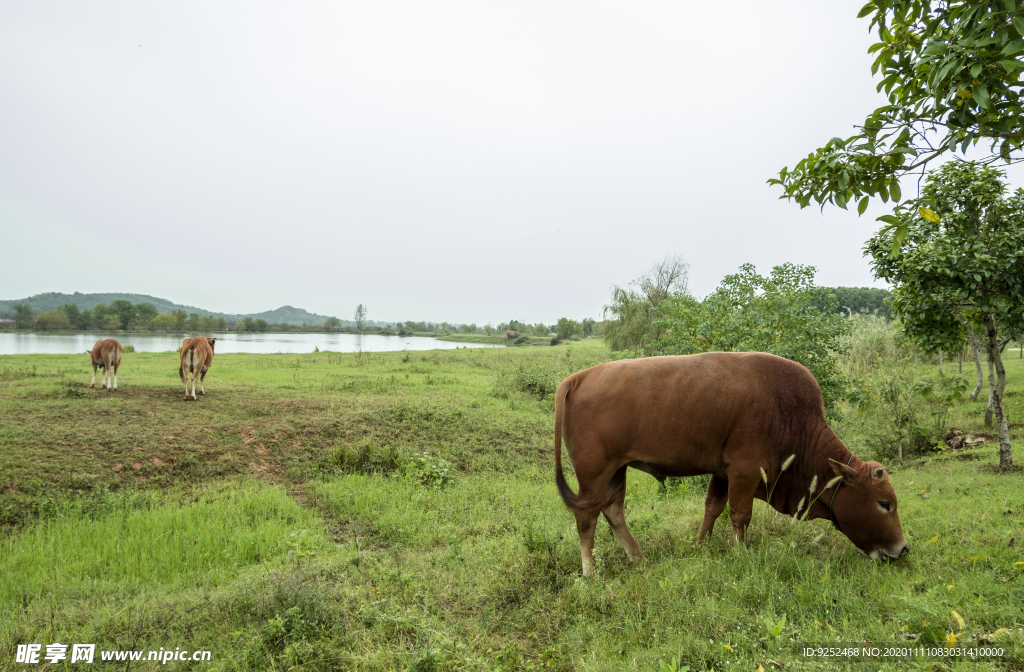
(878, 500), (892, 513)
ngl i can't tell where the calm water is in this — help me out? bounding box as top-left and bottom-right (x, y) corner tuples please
(0, 332), (505, 355)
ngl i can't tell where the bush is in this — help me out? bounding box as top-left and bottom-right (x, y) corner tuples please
(848, 364), (969, 460)
(408, 451), (454, 488)
(492, 363), (566, 400)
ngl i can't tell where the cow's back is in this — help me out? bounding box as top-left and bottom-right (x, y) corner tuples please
(561, 352), (826, 478)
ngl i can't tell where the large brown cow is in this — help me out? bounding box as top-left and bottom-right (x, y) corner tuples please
(86, 339), (123, 391)
(554, 352), (908, 575)
(178, 337), (216, 400)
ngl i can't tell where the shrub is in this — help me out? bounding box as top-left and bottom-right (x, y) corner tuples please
(408, 451), (454, 487)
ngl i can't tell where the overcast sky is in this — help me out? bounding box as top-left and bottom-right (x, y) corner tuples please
(2, 2), (1020, 325)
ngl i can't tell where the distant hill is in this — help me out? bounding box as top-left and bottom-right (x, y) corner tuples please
(0, 292), (340, 326)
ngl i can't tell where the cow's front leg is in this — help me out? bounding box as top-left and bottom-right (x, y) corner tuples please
(726, 472), (760, 544)
(697, 475), (729, 540)
(90, 363), (98, 388)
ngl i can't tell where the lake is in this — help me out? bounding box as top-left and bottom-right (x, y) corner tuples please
(0, 332), (506, 355)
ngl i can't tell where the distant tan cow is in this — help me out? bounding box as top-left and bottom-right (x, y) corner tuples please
(178, 337), (216, 400)
(87, 339), (123, 391)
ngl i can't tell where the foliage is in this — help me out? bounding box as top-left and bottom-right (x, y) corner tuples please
(59, 303), (82, 329)
(14, 304), (33, 329)
(240, 317), (271, 333)
(555, 317), (581, 341)
(323, 317), (341, 330)
(408, 451), (455, 488)
(652, 263), (851, 421)
(354, 304), (366, 331)
(838, 315), (917, 378)
(826, 286), (894, 319)
(866, 160), (1024, 466)
(32, 310), (71, 331)
(134, 302), (158, 327)
(866, 161), (1024, 353)
(849, 364), (970, 460)
(110, 299), (137, 330)
(771, 0), (1024, 213)
(603, 255), (689, 351)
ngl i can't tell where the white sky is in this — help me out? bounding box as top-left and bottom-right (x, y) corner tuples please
(2, 1), (1020, 325)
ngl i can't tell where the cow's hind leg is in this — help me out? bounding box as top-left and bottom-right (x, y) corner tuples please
(91, 361), (98, 388)
(573, 510), (600, 577)
(199, 367), (207, 394)
(697, 475), (729, 541)
(601, 466), (644, 565)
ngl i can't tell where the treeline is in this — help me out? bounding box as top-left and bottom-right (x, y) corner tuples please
(2, 300), (609, 340)
(4, 301), (230, 332)
(827, 287), (892, 319)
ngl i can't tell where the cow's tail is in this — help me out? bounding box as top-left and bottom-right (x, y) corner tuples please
(554, 376), (620, 517)
(188, 343), (196, 373)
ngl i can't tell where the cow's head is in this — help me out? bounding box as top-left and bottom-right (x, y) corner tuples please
(206, 338), (217, 351)
(829, 458), (909, 560)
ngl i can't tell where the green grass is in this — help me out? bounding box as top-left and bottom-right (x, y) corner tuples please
(1, 338), (1023, 670)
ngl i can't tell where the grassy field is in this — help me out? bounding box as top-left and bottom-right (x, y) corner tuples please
(1, 339), (1023, 671)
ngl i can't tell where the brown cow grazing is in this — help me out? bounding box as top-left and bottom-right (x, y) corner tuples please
(178, 337), (216, 400)
(554, 352), (908, 575)
(86, 339), (123, 391)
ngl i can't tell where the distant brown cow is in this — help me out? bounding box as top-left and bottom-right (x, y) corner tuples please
(554, 352), (908, 575)
(178, 337), (216, 400)
(87, 339), (123, 391)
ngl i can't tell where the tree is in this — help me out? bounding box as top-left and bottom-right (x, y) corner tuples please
(135, 303), (159, 329)
(14, 304), (33, 329)
(324, 317), (341, 330)
(34, 310), (71, 330)
(827, 287), (894, 318)
(865, 160), (1024, 468)
(582, 317), (596, 337)
(60, 303), (82, 329)
(354, 304), (367, 331)
(556, 318), (581, 341)
(604, 255), (689, 351)
(772, 1), (1024, 224)
(90, 303), (112, 329)
(170, 309), (187, 331)
(111, 300), (137, 330)
(652, 264), (851, 421)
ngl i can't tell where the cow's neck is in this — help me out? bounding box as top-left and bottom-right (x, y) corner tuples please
(773, 430), (854, 521)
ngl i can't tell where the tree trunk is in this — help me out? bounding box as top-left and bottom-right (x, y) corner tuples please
(957, 349), (963, 374)
(984, 314), (1013, 469)
(968, 327), (984, 402)
(938, 350), (944, 373)
(985, 355), (995, 427)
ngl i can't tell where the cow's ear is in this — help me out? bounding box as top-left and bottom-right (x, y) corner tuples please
(829, 458), (858, 486)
